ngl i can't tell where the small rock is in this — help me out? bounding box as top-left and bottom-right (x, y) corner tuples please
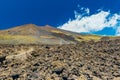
(113, 77), (120, 80)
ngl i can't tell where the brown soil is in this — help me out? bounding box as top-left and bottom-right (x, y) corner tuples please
(0, 39), (120, 80)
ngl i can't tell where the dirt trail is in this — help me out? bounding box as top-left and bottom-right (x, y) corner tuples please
(6, 47), (34, 61)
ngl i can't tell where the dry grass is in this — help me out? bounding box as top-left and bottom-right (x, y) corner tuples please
(40, 36), (54, 39)
(81, 35), (101, 41)
(0, 35), (36, 44)
(15, 35), (35, 42)
(0, 34), (14, 40)
(51, 30), (63, 34)
(75, 35), (102, 42)
(51, 30), (72, 36)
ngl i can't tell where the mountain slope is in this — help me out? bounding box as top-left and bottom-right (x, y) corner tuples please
(0, 24), (102, 44)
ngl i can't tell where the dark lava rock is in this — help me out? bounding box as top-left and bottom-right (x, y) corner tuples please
(0, 56), (6, 64)
(0, 39), (120, 80)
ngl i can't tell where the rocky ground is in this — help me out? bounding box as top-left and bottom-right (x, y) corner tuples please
(0, 39), (120, 80)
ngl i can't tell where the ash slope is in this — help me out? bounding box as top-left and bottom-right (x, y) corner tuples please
(0, 24), (101, 44)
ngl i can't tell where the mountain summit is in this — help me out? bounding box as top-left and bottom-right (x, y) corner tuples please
(0, 24), (48, 35)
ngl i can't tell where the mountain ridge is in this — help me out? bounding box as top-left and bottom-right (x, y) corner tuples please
(0, 24), (102, 44)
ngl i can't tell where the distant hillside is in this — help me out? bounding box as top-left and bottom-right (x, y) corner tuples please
(0, 24), (102, 44)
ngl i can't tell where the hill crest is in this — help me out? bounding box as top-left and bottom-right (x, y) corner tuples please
(0, 24), (102, 44)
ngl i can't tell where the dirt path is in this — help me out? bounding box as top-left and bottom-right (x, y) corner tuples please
(6, 48), (34, 61)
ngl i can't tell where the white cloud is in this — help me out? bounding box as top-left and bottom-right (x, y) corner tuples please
(58, 8), (120, 36)
(85, 8), (90, 14)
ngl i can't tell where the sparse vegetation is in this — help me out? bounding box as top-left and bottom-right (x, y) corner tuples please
(40, 36), (54, 39)
(51, 30), (63, 34)
(75, 35), (102, 42)
(0, 34), (14, 40)
(0, 35), (36, 44)
(0, 24), (104, 44)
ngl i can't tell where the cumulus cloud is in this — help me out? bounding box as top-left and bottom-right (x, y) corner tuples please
(58, 7), (120, 36)
(80, 7), (90, 15)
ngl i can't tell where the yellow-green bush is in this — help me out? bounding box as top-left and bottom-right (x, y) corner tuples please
(75, 35), (101, 42)
(0, 35), (36, 44)
(0, 35), (14, 40)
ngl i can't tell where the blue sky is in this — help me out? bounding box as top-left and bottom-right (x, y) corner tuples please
(0, 0), (120, 36)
